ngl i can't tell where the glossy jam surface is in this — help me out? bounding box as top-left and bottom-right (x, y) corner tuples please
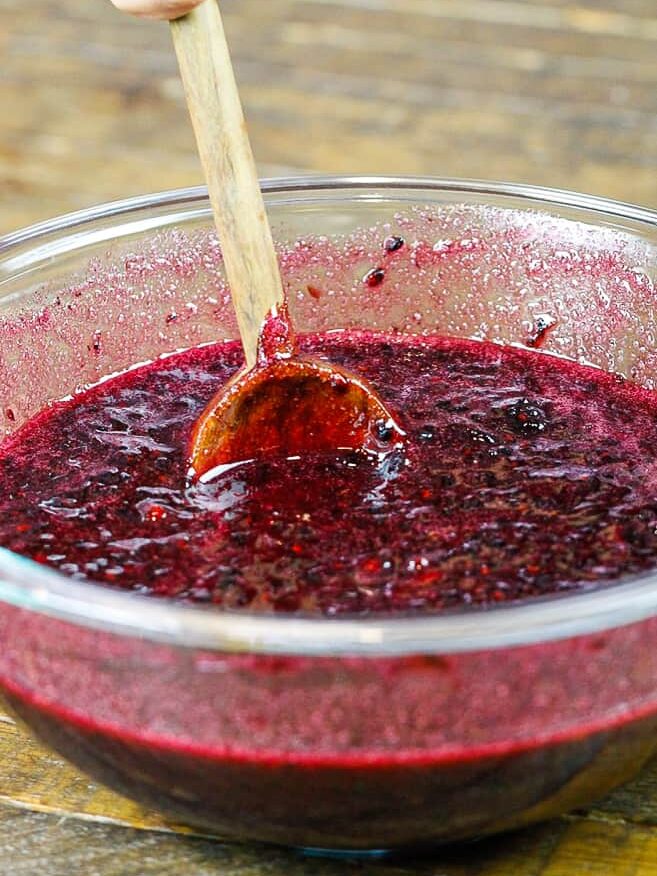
(1, 332), (657, 616)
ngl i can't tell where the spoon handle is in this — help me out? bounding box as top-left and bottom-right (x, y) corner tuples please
(170, 0), (284, 369)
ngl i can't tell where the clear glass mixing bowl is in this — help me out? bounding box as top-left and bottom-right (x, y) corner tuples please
(1, 177), (657, 853)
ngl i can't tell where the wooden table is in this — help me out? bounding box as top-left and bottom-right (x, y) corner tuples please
(2, 0), (657, 872)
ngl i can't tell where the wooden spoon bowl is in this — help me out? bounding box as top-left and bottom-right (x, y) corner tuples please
(188, 316), (406, 481)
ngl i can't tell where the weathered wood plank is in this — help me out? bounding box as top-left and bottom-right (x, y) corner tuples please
(533, 820), (657, 876)
(2, 0), (657, 234)
(0, 707), (182, 835)
(0, 793), (587, 876)
(9, 799), (657, 876)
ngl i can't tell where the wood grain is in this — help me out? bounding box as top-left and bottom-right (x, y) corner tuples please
(2, 0), (657, 872)
(2, 0), (657, 234)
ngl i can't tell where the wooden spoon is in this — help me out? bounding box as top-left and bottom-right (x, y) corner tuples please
(170, 0), (405, 482)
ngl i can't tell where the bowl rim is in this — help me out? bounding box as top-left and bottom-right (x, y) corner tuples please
(3, 174), (657, 252)
(2, 173), (657, 656)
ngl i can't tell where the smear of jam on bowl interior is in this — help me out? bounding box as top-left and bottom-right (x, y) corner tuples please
(1, 332), (656, 614)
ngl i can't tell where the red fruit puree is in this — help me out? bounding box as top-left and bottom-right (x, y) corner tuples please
(1, 332), (656, 615)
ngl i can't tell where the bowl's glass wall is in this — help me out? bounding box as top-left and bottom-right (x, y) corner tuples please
(2, 182), (657, 434)
(3, 602), (657, 849)
(1, 181), (657, 849)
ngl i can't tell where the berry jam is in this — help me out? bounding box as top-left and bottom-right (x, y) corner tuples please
(2, 201), (657, 852)
(1, 332), (656, 615)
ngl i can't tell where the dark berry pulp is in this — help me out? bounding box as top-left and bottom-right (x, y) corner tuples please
(1, 331), (656, 616)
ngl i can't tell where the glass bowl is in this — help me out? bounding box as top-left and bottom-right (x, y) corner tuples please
(1, 177), (657, 854)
